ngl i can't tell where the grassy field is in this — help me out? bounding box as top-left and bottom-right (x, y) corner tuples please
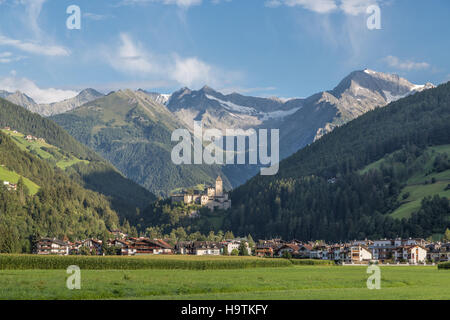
(0, 265), (448, 300)
(0, 129), (88, 171)
(359, 144), (450, 220)
(0, 165), (40, 195)
(0, 255), (448, 300)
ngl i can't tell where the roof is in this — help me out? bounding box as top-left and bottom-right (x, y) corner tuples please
(39, 237), (68, 246)
(216, 176), (222, 181)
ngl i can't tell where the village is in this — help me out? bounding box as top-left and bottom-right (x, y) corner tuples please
(35, 233), (450, 265)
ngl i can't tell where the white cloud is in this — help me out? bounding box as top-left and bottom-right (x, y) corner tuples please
(0, 51), (24, 63)
(0, 74), (78, 104)
(105, 33), (241, 89)
(171, 56), (214, 87)
(83, 12), (113, 21)
(383, 56), (430, 71)
(17, 0), (47, 37)
(265, 0), (380, 15)
(265, 0), (338, 13)
(107, 33), (160, 74)
(117, 0), (202, 8)
(340, 0), (377, 15)
(0, 35), (70, 56)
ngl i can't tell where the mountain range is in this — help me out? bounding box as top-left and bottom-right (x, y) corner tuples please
(0, 88), (104, 116)
(2, 69), (436, 196)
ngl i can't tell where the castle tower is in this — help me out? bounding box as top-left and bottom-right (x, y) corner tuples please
(215, 176), (223, 197)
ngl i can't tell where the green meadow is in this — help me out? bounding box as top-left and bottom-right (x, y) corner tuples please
(0, 129), (88, 171)
(0, 165), (40, 195)
(360, 144), (450, 220)
(0, 255), (448, 300)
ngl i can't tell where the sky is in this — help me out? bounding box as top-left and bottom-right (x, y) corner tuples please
(0, 0), (449, 103)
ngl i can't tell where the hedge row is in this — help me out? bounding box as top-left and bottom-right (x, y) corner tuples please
(0, 254), (293, 270)
(289, 259), (335, 266)
(437, 262), (450, 269)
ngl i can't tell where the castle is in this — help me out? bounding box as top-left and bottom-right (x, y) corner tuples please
(171, 176), (231, 211)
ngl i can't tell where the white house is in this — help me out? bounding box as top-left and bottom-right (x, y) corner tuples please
(348, 245), (372, 263)
(398, 245), (428, 264)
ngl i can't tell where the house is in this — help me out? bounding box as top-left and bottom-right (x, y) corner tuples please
(36, 237), (69, 255)
(82, 239), (103, 255)
(224, 240), (240, 255)
(3, 181), (17, 191)
(255, 244), (274, 257)
(276, 244), (299, 257)
(427, 243), (450, 262)
(346, 245), (372, 263)
(309, 245), (330, 260)
(123, 238), (173, 255)
(295, 244), (313, 259)
(223, 240), (252, 255)
(370, 240), (396, 261)
(175, 241), (193, 255)
(394, 245), (428, 264)
(192, 241), (221, 256)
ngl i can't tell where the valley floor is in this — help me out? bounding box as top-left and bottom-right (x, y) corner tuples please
(0, 266), (449, 300)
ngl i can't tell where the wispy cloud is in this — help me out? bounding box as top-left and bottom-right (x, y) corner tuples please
(340, 0), (378, 15)
(0, 35), (70, 56)
(104, 33), (242, 88)
(265, 0), (379, 15)
(0, 52), (25, 63)
(83, 12), (114, 21)
(265, 0), (338, 13)
(0, 0), (70, 57)
(17, 0), (47, 37)
(383, 55), (430, 71)
(116, 0), (202, 8)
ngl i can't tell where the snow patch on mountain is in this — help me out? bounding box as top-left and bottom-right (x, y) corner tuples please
(260, 107), (301, 121)
(206, 94), (302, 121)
(205, 94), (258, 115)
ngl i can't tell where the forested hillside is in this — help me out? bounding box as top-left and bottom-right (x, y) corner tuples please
(219, 82), (450, 241)
(0, 131), (136, 253)
(0, 97), (155, 221)
(51, 89), (231, 196)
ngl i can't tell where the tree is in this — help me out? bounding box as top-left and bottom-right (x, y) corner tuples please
(223, 246), (228, 256)
(224, 231), (235, 240)
(247, 234), (255, 249)
(444, 228), (450, 242)
(0, 223), (20, 253)
(16, 177), (29, 204)
(231, 249), (239, 256)
(239, 242), (249, 256)
(79, 246), (91, 255)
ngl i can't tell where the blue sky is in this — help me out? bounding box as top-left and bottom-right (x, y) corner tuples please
(0, 0), (448, 103)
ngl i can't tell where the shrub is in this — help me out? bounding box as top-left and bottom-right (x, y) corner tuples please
(437, 261), (450, 270)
